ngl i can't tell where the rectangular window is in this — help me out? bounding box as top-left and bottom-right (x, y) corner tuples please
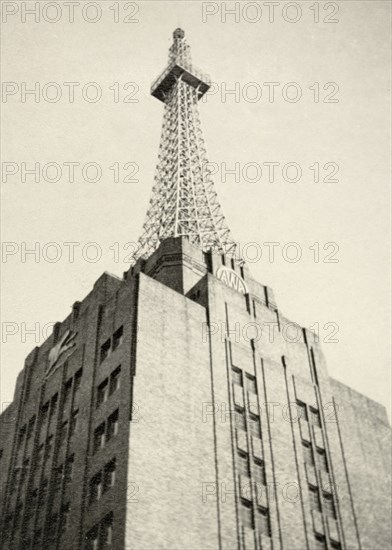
(237, 451), (250, 477)
(93, 423), (105, 454)
(310, 407), (321, 427)
(64, 454), (74, 484)
(20, 458), (29, 486)
(330, 542), (341, 549)
(253, 459), (266, 486)
(323, 492), (336, 517)
(309, 486), (321, 511)
(240, 500), (253, 529)
(18, 425), (26, 449)
(100, 338), (111, 363)
(235, 407), (246, 431)
(44, 435), (53, 465)
(109, 366), (121, 395)
(89, 473), (103, 504)
(70, 410), (79, 437)
(112, 326), (123, 351)
(54, 464), (63, 492)
(316, 448), (329, 472)
(302, 441), (314, 465)
(49, 394), (58, 427)
(107, 409), (119, 440)
(315, 535), (326, 549)
(103, 459), (116, 492)
(97, 379), (109, 407)
(86, 525), (99, 550)
(249, 414), (261, 439)
(34, 444), (44, 472)
(59, 421), (68, 447)
(101, 512), (114, 547)
(27, 416), (36, 440)
(296, 400), (308, 421)
(33, 529), (42, 550)
(245, 374), (257, 394)
(232, 367), (243, 386)
(59, 502), (71, 535)
(257, 509), (270, 536)
(11, 467), (20, 489)
(63, 380), (73, 415)
(74, 368), (83, 395)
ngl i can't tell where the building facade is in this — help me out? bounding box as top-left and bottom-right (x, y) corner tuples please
(1, 30), (391, 550)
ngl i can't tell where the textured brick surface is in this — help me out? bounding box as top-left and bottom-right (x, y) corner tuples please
(0, 237), (390, 550)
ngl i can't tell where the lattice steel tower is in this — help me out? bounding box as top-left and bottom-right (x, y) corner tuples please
(132, 28), (241, 264)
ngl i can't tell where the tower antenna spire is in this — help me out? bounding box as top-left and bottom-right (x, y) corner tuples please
(131, 29), (241, 264)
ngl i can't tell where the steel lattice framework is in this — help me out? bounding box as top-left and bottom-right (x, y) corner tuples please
(131, 29), (241, 264)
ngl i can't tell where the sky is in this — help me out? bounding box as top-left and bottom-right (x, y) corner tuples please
(1, 1), (391, 418)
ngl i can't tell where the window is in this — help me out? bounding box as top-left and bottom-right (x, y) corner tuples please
(245, 374), (257, 394)
(232, 367), (243, 386)
(253, 459), (266, 486)
(112, 326), (123, 350)
(54, 464), (63, 492)
(249, 414), (261, 439)
(86, 513), (114, 550)
(49, 393), (58, 422)
(330, 542), (341, 549)
(63, 380), (73, 415)
(74, 368), (83, 396)
(86, 525), (99, 550)
(93, 423), (105, 453)
(20, 458), (29, 486)
(18, 424), (26, 449)
(101, 512), (114, 548)
(100, 338), (111, 363)
(27, 415), (36, 440)
(257, 508), (270, 536)
(59, 502), (71, 535)
(26, 488), (38, 516)
(14, 501), (23, 529)
(309, 486), (321, 511)
(46, 513), (58, 544)
(315, 535), (326, 549)
(104, 459), (116, 492)
(107, 410), (119, 440)
(240, 500), (253, 529)
(44, 435), (53, 465)
(310, 407), (321, 427)
(64, 454), (74, 484)
(302, 441), (314, 465)
(59, 421), (68, 447)
(34, 444), (44, 472)
(33, 529), (42, 550)
(89, 473), (103, 504)
(70, 410), (79, 437)
(237, 451), (250, 477)
(323, 492), (336, 517)
(38, 479), (49, 511)
(296, 400), (308, 421)
(11, 467), (20, 488)
(97, 379), (109, 408)
(109, 366), (121, 395)
(235, 407), (246, 431)
(316, 448), (329, 472)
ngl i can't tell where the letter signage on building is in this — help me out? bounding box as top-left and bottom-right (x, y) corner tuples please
(215, 266), (248, 295)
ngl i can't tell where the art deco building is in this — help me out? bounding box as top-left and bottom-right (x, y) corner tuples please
(0, 29), (390, 550)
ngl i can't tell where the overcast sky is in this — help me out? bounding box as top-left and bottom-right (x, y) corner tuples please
(1, 1), (391, 418)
